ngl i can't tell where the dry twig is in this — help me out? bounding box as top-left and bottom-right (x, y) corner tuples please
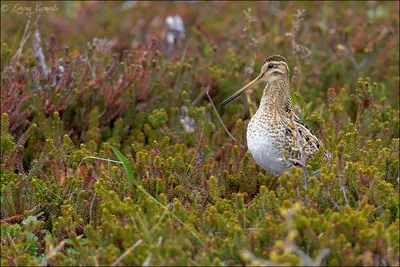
(32, 16), (49, 80)
(285, 207), (331, 266)
(240, 250), (282, 266)
(40, 241), (65, 266)
(11, 19), (32, 65)
(111, 239), (143, 266)
(206, 89), (246, 149)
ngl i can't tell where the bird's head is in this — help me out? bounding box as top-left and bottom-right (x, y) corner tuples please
(221, 55), (289, 106)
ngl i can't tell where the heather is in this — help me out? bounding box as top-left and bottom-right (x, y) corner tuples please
(1, 1), (399, 266)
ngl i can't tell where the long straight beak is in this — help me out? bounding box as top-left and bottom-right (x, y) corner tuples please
(221, 74), (263, 106)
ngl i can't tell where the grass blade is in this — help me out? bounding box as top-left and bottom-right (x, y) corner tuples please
(111, 146), (134, 186)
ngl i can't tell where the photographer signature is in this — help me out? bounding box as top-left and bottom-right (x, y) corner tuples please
(12, 2), (59, 18)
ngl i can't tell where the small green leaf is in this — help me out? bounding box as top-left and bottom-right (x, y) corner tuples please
(22, 216), (37, 225)
(203, 42), (211, 58)
(63, 239), (74, 246)
(35, 183), (44, 199)
(305, 102), (313, 112)
(111, 146), (134, 186)
(26, 232), (38, 243)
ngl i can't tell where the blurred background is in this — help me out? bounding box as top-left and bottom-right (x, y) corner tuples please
(1, 1), (398, 132)
(2, 1), (399, 84)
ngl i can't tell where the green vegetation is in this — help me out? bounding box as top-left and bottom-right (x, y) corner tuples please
(1, 1), (399, 266)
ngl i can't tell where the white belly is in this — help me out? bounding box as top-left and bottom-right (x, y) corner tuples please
(246, 121), (288, 175)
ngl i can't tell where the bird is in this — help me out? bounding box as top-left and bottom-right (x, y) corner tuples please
(221, 55), (324, 175)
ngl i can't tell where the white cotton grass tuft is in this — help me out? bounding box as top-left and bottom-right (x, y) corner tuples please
(165, 15), (185, 40)
(165, 15), (185, 57)
(180, 105), (195, 133)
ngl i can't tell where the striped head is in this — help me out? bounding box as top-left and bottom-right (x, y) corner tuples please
(221, 55), (290, 105)
(260, 55), (290, 83)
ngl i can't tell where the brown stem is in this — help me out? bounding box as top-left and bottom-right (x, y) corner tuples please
(206, 89), (246, 149)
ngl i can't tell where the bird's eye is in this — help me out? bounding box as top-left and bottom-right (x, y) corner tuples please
(268, 63), (275, 68)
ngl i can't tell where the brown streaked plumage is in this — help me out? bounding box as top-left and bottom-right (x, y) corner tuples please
(221, 55), (323, 175)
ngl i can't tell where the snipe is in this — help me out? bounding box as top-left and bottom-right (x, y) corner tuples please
(221, 55), (323, 175)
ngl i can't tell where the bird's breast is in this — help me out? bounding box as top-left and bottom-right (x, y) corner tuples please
(246, 118), (290, 175)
